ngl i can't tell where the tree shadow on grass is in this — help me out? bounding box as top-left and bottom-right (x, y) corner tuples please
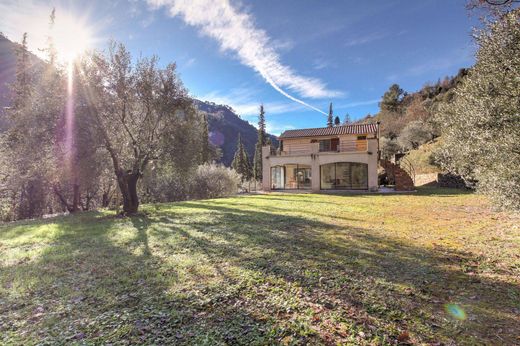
(149, 201), (519, 345)
(1, 203), (518, 345)
(0, 212), (283, 345)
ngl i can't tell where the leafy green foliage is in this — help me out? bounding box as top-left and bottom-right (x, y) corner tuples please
(397, 120), (435, 151)
(380, 137), (400, 160)
(191, 163), (241, 199)
(436, 9), (520, 210)
(379, 84), (405, 113)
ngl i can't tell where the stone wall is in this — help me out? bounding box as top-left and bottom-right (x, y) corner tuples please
(437, 173), (467, 188)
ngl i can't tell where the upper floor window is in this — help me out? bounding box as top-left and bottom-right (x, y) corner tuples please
(319, 138), (339, 152)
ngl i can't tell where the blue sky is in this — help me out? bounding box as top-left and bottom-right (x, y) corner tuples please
(0, 0), (478, 135)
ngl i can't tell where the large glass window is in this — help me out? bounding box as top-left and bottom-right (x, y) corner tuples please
(271, 166), (284, 189)
(296, 165), (312, 189)
(271, 164), (311, 190)
(320, 162), (368, 190)
(284, 164), (298, 189)
(351, 163), (368, 189)
(320, 163), (335, 189)
(335, 162), (351, 189)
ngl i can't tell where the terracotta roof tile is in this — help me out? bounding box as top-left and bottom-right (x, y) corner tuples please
(278, 123), (378, 139)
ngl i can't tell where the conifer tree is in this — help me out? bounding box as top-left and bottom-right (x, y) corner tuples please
(253, 104), (266, 180)
(46, 8), (58, 66)
(13, 33), (31, 108)
(201, 114), (210, 164)
(334, 116), (340, 126)
(327, 102), (333, 127)
(232, 134), (252, 181)
(343, 113), (351, 125)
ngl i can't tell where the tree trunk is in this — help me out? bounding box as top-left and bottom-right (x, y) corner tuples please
(101, 184), (112, 208)
(84, 192), (92, 211)
(117, 170), (140, 215)
(53, 183), (80, 214)
(71, 183), (80, 212)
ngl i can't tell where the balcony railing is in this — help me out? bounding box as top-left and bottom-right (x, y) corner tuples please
(338, 139), (367, 152)
(270, 139), (369, 156)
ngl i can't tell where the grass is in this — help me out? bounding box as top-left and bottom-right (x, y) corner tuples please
(0, 187), (519, 345)
(404, 139), (442, 174)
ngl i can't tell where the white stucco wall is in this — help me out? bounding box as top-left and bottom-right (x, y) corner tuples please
(262, 138), (379, 192)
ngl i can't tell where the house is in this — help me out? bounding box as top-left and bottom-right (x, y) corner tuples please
(261, 123), (380, 192)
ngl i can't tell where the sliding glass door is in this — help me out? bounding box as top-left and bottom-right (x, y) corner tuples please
(271, 166), (284, 189)
(320, 162), (368, 190)
(271, 164), (311, 190)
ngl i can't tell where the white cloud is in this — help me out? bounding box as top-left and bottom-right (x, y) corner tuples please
(140, 13), (155, 27)
(344, 29), (407, 47)
(312, 57), (332, 71)
(344, 32), (387, 47)
(184, 57), (196, 68)
(266, 121), (295, 136)
(147, 0), (342, 115)
(198, 87), (304, 118)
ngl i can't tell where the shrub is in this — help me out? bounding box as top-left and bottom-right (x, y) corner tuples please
(191, 163), (241, 199)
(380, 137), (400, 160)
(397, 120), (434, 151)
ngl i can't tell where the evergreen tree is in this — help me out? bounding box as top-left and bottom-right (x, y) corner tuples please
(201, 114), (210, 164)
(253, 104), (266, 180)
(13, 33), (30, 108)
(334, 116), (340, 126)
(379, 84), (404, 113)
(343, 113), (351, 125)
(327, 102), (333, 127)
(232, 134), (252, 181)
(46, 8), (58, 65)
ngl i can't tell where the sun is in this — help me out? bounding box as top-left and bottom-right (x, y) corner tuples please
(50, 11), (95, 62)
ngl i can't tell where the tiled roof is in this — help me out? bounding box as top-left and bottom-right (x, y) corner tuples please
(278, 123), (378, 139)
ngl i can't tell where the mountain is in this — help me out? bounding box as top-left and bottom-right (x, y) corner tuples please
(194, 100), (277, 166)
(0, 34), (43, 130)
(0, 34), (18, 130)
(0, 34), (277, 166)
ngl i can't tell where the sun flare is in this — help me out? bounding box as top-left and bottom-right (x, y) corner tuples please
(50, 11), (95, 62)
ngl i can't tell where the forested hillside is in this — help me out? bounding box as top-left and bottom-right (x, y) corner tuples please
(0, 34), (42, 130)
(356, 69), (469, 172)
(194, 100), (277, 166)
(360, 68), (468, 139)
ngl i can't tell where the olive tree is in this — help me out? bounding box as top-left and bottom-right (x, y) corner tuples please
(81, 43), (201, 215)
(380, 136), (400, 160)
(436, 9), (520, 210)
(397, 120), (435, 151)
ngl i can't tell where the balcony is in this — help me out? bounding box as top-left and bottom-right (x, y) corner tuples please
(270, 139), (369, 156)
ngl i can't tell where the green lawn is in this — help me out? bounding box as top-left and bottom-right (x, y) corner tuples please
(1, 188), (519, 345)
